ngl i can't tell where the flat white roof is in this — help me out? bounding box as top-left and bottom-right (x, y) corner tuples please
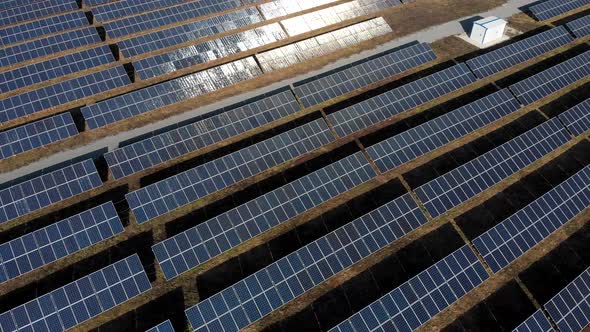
(474, 16), (507, 28)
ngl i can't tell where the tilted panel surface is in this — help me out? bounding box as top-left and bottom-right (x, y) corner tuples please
(512, 310), (553, 332)
(559, 98), (590, 136)
(566, 14), (590, 38)
(530, 0), (589, 21)
(0, 0), (78, 28)
(0, 11), (89, 47)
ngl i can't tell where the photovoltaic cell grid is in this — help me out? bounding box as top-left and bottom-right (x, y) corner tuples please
(367, 89), (522, 173)
(103, 0), (242, 39)
(473, 165), (590, 273)
(0, 0), (78, 28)
(104, 90), (300, 179)
(559, 98), (590, 136)
(414, 118), (571, 218)
(0, 159), (102, 224)
(146, 320), (175, 332)
(0, 66), (131, 125)
(0, 113), (78, 161)
(258, 0), (340, 20)
(529, 0), (589, 21)
(152, 152), (378, 280)
(184, 193), (427, 332)
(566, 14), (590, 38)
(330, 245), (489, 332)
(256, 18), (393, 72)
(0, 27), (102, 68)
(92, 0), (191, 22)
(327, 63), (478, 138)
(0, 11), (89, 47)
(0, 254), (151, 332)
(512, 310), (553, 332)
(0, 0), (40, 11)
(82, 58), (262, 129)
(134, 23), (287, 79)
(127, 119), (335, 224)
(293, 42), (436, 108)
(465, 26), (575, 79)
(0, 45), (115, 94)
(0, 202), (123, 284)
(118, 7), (263, 58)
(545, 267), (590, 332)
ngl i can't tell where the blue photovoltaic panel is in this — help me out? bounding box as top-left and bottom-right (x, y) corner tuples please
(152, 152), (378, 280)
(0, 254), (151, 332)
(84, 0), (115, 6)
(367, 89), (522, 173)
(466, 26), (574, 79)
(146, 320), (175, 332)
(509, 50), (590, 105)
(0, 11), (89, 47)
(103, 0), (242, 39)
(0, 46), (115, 94)
(513, 310), (553, 332)
(0, 202), (123, 284)
(327, 64), (478, 137)
(545, 267), (590, 332)
(126, 119), (336, 224)
(530, 0), (589, 21)
(0, 66), (130, 125)
(566, 14), (590, 38)
(0, 27), (102, 68)
(330, 245), (489, 332)
(0, 159), (103, 224)
(93, 0), (201, 22)
(184, 193), (428, 332)
(0, 0), (78, 28)
(473, 166), (590, 273)
(414, 118), (571, 218)
(0, 0), (42, 11)
(0, 113), (79, 161)
(559, 98), (590, 136)
(104, 90), (300, 179)
(293, 43), (437, 108)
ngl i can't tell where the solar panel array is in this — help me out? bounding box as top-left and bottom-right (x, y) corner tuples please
(0, 0), (78, 27)
(414, 118), (571, 218)
(545, 267), (590, 332)
(0, 254), (151, 332)
(465, 26), (575, 79)
(512, 310), (553, 332)
(126, 118), (335, 224)
(473, 165), (590, 273)
(0, 11), (89, 47)
(0, 202), (123, 284)
(256, 18), (393, 72)
(327, 63), (478, 138)
(0, 159), (102, 224)
(330, 245), (489, 332)
(529, 0), (589, 21)
(566, 14), (590, 38)
(146, 320), (175, 332)
(184, 193), (428, 332)
(0, 113), (79, 161)
(0, 66), (130, 125)
(509, 50), (590, 105)
(81, 58), (262, 129)
(91, 0), (189, 22)
(0, 46), (115, 94)
(258, 0), (340, 20)
(152, 152), (377, 280)
(559, 98), (590, 136)
(366, 89), (522, 173)
(293, 42), (436, 108)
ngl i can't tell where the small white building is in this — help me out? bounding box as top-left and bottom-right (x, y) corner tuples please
(470, 17), (507, 45)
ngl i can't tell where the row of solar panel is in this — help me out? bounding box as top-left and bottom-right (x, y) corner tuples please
(0, 0), (78, 28)
(529, 0), (588, 21)
(0, 11), (88, 47)
(146, 320), (175, 332)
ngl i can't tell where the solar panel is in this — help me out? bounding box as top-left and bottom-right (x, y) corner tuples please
(258, 0), (340, 20)
(509, 50), (590, 105)
(0, 27), (102, 68)
(256, 18), (393, 72)
(103, 0), (242, 39)
(92, 0), (192, 22)
(366, 89), (522, 173)
(0, 254), (151, 332)
(152, 151), (377, 280)
(104, 90), (300, 179)
(146, 320), (175, 332)
(293, 42), (437, 109)
(466, 26), (575, 79)
(0, 0), (78, 28)
(0, 159), (103, 224)
(184, 193), (427, 331)
(566, 14), (590, 38)
(0, 45), (115, 94)
(0, 202), (123, 284)
(117, 8), (263, 58)
(0, 66), (130, 125)
(0, 0), (42, 11)
(544, 267), (590, 332)
(327, 63), (478, 138)
(330, 245), (489, 332)
(126, 119), (335, 224)
(559, 98), (590, 136)
(473, 165), (590, 273)
(512, 310), (553, 332)
(414, 118), (571, 218)
(81, 58), (262, 129)
(0, 113), (79, 161)
(133, 23), (287, 79)
(0, 11), (89, 47)
(529, 0), (589, 21)
(83, 0), (116, 6)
